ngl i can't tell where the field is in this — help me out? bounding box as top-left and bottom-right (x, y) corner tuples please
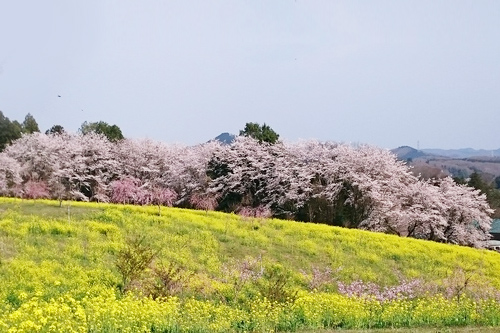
(1, 198), (500, 332)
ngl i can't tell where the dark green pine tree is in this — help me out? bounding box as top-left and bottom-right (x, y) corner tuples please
(0, 111), (22, 151)
(79, 121), (124, 142)
(22, 113), (40, 134)
(239, 122), (279, 144)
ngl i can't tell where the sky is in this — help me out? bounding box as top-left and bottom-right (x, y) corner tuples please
(0, 1), (499, 150)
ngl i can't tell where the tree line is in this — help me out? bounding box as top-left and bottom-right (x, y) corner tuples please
(454, 172), (500, 219)
(0, 112), (39, 151)
(0, 126), (493, 248)
(0, 111), (123, 151)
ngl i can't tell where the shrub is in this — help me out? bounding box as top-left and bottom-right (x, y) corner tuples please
(115, 235), (156, 292)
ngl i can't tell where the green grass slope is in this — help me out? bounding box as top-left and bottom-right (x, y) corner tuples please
(1, 198), (500, 332)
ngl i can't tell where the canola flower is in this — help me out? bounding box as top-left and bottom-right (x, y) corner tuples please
(1, 198), (500, 332)
(1, 290), (500, 332)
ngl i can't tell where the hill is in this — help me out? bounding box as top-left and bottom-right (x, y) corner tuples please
(1, 198), (500, 331)
(391, 146), (500, 160)
(390, 146), (427, 160)
(422, 148), (500, 159)
(212, 132), (236, 144)
(391, 146), (500, 180)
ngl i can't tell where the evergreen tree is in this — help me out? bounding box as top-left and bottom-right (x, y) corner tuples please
(239, 122), (279, 144)
(79, 121), (124, 142)
(22, 113), (40, 134)
(0, 111), (22, 151)
(468, 172), (488, 194)
(45, 125), (65, 135)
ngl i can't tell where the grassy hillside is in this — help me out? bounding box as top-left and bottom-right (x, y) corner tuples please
(1, 198), (500, 332)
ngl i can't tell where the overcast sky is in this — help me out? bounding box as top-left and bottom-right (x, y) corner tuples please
(1, 1), (499, 149)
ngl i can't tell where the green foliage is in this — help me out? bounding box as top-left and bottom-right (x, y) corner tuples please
(21, 113), (40, 134)
(239, 122), (279, 144)
(0, 111), (22, 151)
(79, 120), (124, 142)
(465, 172), (500, 218)
(453, 176), (468, 185)
(45, 124), (65, 135)
(487, 191), (500, 219)
(468, 172), (489, 195)
(0, 111), (40, 151)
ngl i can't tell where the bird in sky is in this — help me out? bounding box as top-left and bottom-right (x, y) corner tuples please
(58, 95), (61, 97)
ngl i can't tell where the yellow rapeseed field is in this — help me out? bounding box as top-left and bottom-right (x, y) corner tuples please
(1, 198), (500, 332)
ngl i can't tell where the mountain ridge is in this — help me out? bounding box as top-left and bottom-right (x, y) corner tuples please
(391, 146), (500, 160)
(391, 146), (500, 180)
(421, 148), (500, 159)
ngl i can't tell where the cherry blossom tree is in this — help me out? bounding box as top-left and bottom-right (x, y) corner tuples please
(115, 138), (170, 183)
(0, 154), (21, 196)
(384, 180), (448, 239)
(1, 133), (67, 200)
(0, 131), (492, 248)
(206, 137), (282, 212)
(2, 133), (60, 184)
(23, 180), (50, 199)
(238, 205), (272, 218)
(189, 192), (219, 211)
(110, 177), (145, 204)
(437, 177), (493, 247)
(172, 141), (220, 206)
(147, 186), (177, 216)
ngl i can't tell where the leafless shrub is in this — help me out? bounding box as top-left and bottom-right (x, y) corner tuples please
(258, 266), (298, 303)
(238, 205), (272, 219)
(220, 256), (264, 302)
(301, 266), (342, 291)
(144, 262), (193, 299)
(337, 278), (424, 303)
(189, 192), (219, 211)
(116, 236), (156, 293)
(438, 266), (500, 302)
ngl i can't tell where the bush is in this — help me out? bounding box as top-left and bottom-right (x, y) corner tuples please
(115, 235), (156, 292)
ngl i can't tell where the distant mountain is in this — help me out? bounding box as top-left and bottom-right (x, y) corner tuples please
(392, 146), (500, 160)
(391, 146), (500, 180)
(212, 132), (236, 145)
(421, 148), (500, 159)
(390, 146), (427, 160)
